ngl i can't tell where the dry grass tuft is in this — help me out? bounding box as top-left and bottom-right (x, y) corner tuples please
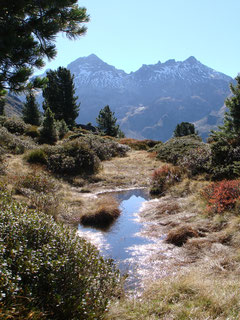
(166, 225), (199, 246)
(155, 201), (180, 216)
(80, 196), (120, 228)
(107, 270), (240, 320)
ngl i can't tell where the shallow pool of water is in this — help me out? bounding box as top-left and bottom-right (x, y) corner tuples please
(78, 189), (155, 287)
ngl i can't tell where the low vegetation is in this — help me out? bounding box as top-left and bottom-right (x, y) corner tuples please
(166, 225), (199, 246)
(0, 186), (121, 319)
(119, 138), (160, 150)
(156, 134), (204, 165)
(107, 270), (240, 320)
(80, 196), (120, 228)
(201, 179), (240, 214)
(150, 164), (182, 195)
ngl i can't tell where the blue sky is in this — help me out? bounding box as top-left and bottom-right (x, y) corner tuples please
(36, 0), (240, 78)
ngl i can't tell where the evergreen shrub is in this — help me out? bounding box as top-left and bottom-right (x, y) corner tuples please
(45, 140), (100, 175)
(80, 136), (129, 160)
(157, 135), (203, 165)
(25, 149), (47, 165)
(0, 187), (120, 319)
(0, 127), (36, 154)
(3, 118), (28, 135)
(181, 144), (211, 176)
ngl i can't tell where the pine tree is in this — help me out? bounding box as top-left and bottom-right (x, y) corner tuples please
(43, 67), (79, 128)
(22, 93), (41, 126)
(210, 76), (240, 179)
(96, 105), (120, 137)
(173, 122), (196, 137)
(39, 107), (58, 144)
(0, 1), (89, 95)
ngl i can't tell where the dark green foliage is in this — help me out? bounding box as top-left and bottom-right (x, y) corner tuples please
(39, 107), (58, 144)
(0, 98), (5, 116)
(96, 105), (121, 137)
(174, 122), (196, 137)
(210, 76), (240, 179)
(43, 67), (79, 127)
(22, 93), (41, 126)
(44, 141), (100, 175)
(157, 135), (203, 165)
(0, 187), (120, 319)
(25, 149), (47, 165)
(3, 117), (28, 135)
(56, 119), (69, 139)
(0, 1), (89, 94)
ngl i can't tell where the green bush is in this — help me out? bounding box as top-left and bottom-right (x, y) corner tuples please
(25, 149), (47, 164)
(157, 135), (204, 165)
(45, 140), (100, 175)
(210, 137), (240, 180)
(3, 117), (28, 135)
(0, 187), (121, 319)
(180, 144), (211, 176)
(80, 135), (130, 160)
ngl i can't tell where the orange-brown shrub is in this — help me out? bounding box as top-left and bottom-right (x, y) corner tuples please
(150, 164), (182, 195)
(201, 179), (240, 214)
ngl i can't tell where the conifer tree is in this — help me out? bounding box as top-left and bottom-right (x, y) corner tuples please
(43, 67), (79, 128)
(210, 76), (240, 178)
(0, 1), (89, 95)
(96, 105), (120, 137)
(22, 93), (41, 126)
(39, 107), (58, 144)
(173, 122), (196, 137)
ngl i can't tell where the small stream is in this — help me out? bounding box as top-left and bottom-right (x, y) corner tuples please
(78, 188), (157, 290)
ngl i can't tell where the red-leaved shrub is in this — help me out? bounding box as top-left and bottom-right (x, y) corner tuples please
(201, 179), (240, 214)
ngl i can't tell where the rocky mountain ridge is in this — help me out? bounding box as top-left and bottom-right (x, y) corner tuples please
(67, 54), (232, 141)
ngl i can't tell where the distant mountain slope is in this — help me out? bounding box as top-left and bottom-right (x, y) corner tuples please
(5, 94), (23, 117)
(67, 54), (232, 141)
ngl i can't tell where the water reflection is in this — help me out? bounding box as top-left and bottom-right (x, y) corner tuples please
(78, 189), (153, 272)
